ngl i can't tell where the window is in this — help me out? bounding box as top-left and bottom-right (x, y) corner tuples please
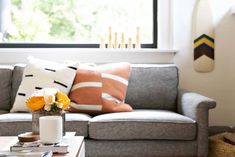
(0, 0), (157, 48)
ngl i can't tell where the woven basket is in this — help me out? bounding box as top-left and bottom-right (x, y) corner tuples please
(209, 132), (235, 157)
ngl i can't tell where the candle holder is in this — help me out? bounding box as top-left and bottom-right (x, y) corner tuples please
(39, 116), (63, 144)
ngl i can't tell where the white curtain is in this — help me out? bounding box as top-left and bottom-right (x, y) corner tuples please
(0, 0), (11, 35)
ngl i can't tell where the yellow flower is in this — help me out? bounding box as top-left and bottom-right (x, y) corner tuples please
(26, 88), (69, 112)
(56, 91), (70, 110)
(26, 96), (45, 111)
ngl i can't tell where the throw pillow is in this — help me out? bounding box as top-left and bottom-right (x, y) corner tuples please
(69, 62), (133, 114)
(10, 56), (78, 112)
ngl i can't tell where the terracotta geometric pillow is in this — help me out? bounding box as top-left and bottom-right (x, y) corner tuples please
(69, 62), (133, 115)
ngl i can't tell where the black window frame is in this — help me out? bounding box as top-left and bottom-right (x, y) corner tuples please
(0, 0), (157, 48)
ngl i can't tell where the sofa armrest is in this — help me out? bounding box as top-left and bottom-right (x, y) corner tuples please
(177, 89), (216, 119)
(177, 89), (216, 157)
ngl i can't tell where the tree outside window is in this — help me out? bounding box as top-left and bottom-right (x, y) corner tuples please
(0, 0), (156, 48)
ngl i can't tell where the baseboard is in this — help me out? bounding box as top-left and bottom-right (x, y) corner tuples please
(209, 125), (234, 136)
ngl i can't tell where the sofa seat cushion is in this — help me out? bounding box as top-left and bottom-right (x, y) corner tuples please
(65, 113), (91, 137)
(0, 113), (91, 136)
(89, 109), (196, 140)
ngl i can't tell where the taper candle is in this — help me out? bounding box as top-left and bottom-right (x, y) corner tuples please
(108, 27), (112, 48)
(114, 32), (118, 48)
(128, 38), (132, 49)
(120, 32), (125, 48)
(136, 27), (141, 48)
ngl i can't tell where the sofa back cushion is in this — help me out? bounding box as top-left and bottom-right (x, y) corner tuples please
(125, 64), (178, 111)
(11, 64), (25, 107)
(11, 64), (179, 111)
(0, 66), (13, 111)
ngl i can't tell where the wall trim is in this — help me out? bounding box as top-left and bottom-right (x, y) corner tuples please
(0, 48), (177, 64)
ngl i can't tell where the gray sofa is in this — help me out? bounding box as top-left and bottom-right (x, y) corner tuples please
(0, 64), (216, 157)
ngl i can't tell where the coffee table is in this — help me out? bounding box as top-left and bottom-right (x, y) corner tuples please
(0, 136), (85, 157)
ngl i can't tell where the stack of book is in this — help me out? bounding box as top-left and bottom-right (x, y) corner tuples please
(9, 132), (75, 156)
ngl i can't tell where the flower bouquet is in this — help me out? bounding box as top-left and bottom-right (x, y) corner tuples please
(26, 88), (70, 134)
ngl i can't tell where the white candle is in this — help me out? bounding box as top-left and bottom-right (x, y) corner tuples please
(128, 38), (133, 49)
(120, 32), (125, 48)
(39, 116), (63, 144)
(108, 27), (112, 48)
(136, 27), (141, 49)
(114, 32), (118, 48)
(99, 37), (105, 48)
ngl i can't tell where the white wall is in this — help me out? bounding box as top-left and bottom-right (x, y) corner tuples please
(173, 0), (235, 126)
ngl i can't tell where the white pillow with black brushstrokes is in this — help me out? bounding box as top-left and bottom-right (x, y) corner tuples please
(10, 56), (79, 112)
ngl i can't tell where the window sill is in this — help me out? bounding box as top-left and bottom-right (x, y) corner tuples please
(0, 48), (178, 64)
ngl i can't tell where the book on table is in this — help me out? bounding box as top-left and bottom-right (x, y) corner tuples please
(0, 150), (52, 157)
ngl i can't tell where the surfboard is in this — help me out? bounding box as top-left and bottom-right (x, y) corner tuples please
(193, 0), (215, 72)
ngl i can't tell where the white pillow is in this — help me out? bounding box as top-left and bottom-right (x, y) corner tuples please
(10, 56), (79, 112)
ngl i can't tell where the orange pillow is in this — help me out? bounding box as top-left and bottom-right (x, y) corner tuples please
(69, 63), (133, 115)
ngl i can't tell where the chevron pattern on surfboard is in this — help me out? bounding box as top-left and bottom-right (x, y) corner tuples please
(194, 34), (214, 61)
(193, 0), (214, 72)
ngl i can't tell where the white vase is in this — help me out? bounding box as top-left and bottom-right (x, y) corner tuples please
(39, 116), (63, 144)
